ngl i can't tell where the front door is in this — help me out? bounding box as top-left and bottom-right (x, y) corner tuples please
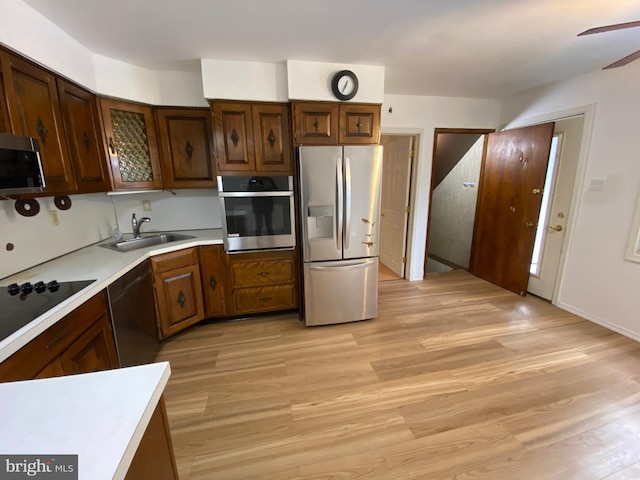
(527, 116), (583, 299)
(470, 123), (555, 295)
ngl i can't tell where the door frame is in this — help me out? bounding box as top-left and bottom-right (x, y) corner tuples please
(496, 104), (595, 303)
(425, 128), (495, 277)
(380, 128), (421, 280)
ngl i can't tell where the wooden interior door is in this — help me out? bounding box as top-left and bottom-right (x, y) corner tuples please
(380, 135), (412, 277)
(469, 123), (554, 295)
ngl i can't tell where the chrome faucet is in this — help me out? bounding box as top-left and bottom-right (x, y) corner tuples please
(131, 213), (150, 238)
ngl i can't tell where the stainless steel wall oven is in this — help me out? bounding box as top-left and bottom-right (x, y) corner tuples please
(217, 175), (296, 252)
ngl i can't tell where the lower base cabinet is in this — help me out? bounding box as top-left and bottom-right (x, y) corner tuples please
(152, 248), (205, 339)
(0, 291), (119, 382)
(227, 249), (298, 315)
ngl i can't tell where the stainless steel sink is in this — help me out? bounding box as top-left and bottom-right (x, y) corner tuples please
(101, 233), (195, 252)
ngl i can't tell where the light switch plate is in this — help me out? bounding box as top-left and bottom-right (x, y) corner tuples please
(142, 200), (152, 211)
(589, 178), (605, 192)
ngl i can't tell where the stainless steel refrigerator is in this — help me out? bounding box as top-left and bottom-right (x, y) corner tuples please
(298, 145), (383, 326)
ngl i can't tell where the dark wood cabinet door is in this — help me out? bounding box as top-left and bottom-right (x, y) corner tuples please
(0, 292), (115, 382)
(252, 103), (292, 173)
(212, 101), (255, 171)
(57, 79), (111, 193)
(60, 313), (119, 374)
(339, 104), (381, 144)
(154, 264), (204, 338)
(0, 57), (10, 134)
(99, 97), (162, 190)
(156, 107), (216, 188)
(1, 51), (76, 193)
(199, 245), (228, 318)
(292, 102), (339, 145)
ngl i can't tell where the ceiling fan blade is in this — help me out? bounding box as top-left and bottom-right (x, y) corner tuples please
(578, 20), (640, 36)
(603, 49), (640, 69)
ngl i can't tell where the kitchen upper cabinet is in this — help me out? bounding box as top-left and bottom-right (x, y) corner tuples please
(57, 79), (112, 193)
(338, 103), (381, 144)
(0, 60), (9, 134)
(252, 104), (292, 173)
(199, 244), (228, 318)
(292, 102), (339, 145)
(1, 51), (76, 193)
(212, 101), (292, 174)
(155, 107), (216, 188)
(292, 101), (381, 145)
(99, 97), (163, 191)
(152, 248), (205, 339)
(0, 292), (118, 383)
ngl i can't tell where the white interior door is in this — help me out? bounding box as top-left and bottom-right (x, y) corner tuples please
(379, 135), (413, 277)
(527, 115), (583, 299)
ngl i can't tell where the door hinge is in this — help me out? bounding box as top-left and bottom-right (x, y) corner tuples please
(409, 150), (415, 159)
(405, 206), (410, 213)
(402, 257), (407, 264)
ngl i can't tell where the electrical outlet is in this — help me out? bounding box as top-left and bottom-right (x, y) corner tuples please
(142, 200), (152, 211)
(49, 210), (59, 226)
(589, 178), (605, 192)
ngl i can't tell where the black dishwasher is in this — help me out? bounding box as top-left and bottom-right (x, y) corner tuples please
(107, 260), (159, 367)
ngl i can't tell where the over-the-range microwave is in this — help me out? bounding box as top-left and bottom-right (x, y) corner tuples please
(0, 132), (46, 195)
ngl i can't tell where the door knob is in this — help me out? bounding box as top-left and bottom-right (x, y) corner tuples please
(547, 225), (563, 232)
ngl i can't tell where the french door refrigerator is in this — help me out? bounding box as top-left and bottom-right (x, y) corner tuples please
(298, 145), (383, 326)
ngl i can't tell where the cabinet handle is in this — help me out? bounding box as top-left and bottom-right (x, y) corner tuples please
(259, 297), (272, 302)
(177, 291), (186, 308)
(257, 271), (270, 277)
(82, 131), (90, 151)
(209, 275), (217, 290)
(267, 129), (276, 147)
(230, 128), (240, 147)
(36, 116), (48, 145)
(108, 137), (117, 155)
(46, 332), (67, 350)
(185, 141), (194, 159)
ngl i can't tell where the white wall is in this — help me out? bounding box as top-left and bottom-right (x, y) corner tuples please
(112, 190), (221, 235)
(381, 95), (501, 280)
(0, 0), (96, 89)
(0, 194), (114, 279)
(429, 137), (484, 268)
(500, 61), (640, 340)
(201, 59), (288, 102)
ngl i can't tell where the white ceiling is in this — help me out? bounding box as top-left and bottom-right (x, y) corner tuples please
(22, 0), (640, 99)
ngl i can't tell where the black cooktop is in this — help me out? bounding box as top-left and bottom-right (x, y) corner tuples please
(0, 279), (96, 343)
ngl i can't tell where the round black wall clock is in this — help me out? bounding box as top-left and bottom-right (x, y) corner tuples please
(331, 70), (359, 101)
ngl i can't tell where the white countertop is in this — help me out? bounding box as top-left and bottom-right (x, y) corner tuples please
(0, 361), (171, 480)
(0, 229), (223, 362)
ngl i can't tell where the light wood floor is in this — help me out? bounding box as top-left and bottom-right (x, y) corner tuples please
(156, 271), (640, 480)
(379, 261), (402, 282)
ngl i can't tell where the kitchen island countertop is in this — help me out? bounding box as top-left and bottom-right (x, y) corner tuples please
(0, 229), (223, 362)
(0, 361), (171, 480)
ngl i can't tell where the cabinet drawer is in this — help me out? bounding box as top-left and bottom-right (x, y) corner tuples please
(0, 292), (108, 382)
(151, 248), (198, 274)
(230, 258), (295, 287)
(232, 285), (297, 314)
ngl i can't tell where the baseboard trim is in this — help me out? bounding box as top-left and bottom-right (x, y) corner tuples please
(556, 301), (640, 343)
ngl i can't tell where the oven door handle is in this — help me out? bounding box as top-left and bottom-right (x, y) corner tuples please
(218, 191), (294, 198)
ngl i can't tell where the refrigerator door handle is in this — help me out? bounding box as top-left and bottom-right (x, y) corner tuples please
(344, 156), (351, 250)
(336, 155), (343, 251)
(306, 261), (373, 272)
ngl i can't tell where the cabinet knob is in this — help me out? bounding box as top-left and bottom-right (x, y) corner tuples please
(209, 275), (217, 290)
(36, 116), (48, 145)
(257, 271), (270, 277)
(108, 137), (117, 155)
(177, 291), (186, 308)
(82, 131), (91, 151)
(185, 141), (194, 159)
